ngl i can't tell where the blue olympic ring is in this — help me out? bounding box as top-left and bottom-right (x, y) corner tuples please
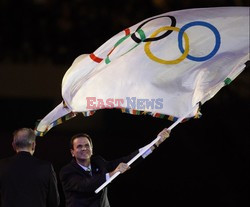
(178, 21), (221, 62)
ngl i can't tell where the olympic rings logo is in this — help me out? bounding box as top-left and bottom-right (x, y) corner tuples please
(90, 16), (221, 65)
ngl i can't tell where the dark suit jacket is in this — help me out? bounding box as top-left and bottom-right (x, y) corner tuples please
(0, 151), (60, 207)
(60, 151), (139, 207)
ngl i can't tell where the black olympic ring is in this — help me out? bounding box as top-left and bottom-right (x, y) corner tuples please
(131, 15), (176, 43)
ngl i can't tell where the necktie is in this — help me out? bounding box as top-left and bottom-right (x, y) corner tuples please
(86, 167), (92, 176)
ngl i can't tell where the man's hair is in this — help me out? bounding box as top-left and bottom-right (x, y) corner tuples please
(12, 128), (36, 149)
(70, 133), (93, 149)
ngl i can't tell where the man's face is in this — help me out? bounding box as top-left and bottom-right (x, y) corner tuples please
(71, 137), (93, 163)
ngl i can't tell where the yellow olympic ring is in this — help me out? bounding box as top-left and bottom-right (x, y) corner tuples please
(144, 26), (189, 64)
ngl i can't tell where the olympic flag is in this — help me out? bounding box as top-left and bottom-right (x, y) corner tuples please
(35, 7), (249, 136)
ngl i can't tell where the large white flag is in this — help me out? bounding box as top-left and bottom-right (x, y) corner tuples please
(35, 7), (249, 135)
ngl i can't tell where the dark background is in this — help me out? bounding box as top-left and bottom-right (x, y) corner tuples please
(0, 1), (249, 207)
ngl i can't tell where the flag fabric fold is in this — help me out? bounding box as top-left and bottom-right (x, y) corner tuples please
(35, 7), (249, 135)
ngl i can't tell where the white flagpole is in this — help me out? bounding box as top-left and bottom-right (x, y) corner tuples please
(95, 104), (199, 194)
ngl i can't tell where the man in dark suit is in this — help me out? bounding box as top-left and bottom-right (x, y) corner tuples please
(59, 129), (170, 207)
(0, 128), (60, 207)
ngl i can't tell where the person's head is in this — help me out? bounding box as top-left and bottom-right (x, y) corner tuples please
(12, 128), (36, 155)
(70, 133), (93, 166)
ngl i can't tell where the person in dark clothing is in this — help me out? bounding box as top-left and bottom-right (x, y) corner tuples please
(60, 129), (170, 207)
(0, 128), (60, 207)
